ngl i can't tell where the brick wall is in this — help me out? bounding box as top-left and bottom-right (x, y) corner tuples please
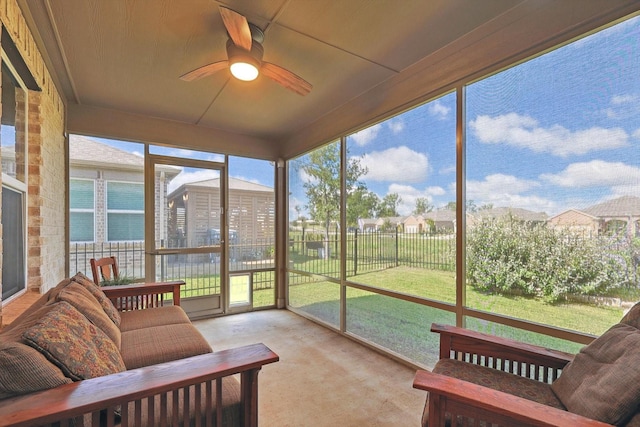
(0, 0), (66, 323)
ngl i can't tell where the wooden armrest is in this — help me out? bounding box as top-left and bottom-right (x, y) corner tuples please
(431, 323), (574, 369)
(0, 343), (279, 427)
(413, 370), (612, 427)
(102, 280), (185, 308)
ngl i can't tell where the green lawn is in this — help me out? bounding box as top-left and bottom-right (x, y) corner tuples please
(289, 266), (628, 366)
(175, 263), (629, 366)
(348, 266), (624, 335)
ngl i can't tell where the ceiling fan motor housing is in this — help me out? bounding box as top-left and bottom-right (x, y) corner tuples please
(226, 38), (264, 68)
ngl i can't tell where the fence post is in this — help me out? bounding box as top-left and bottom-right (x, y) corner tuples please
(334, 223), (339, 260)
(353, 229), (358, 276)
(395, 228), (399, 267)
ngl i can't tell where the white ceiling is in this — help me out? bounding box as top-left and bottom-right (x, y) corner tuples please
(17, 0), (640, 159)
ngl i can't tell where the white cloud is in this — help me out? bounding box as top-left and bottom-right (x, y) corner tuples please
(453, 174), (554, 213)
(350, 123), (382, 146)
(605, 94), (640, 119)
(168, 169), (219, 193)
(611, 94), (637, 105)
(387, 119), (405, 134)
(468, 174), (556, 211)
(467, 173), (540, 197)
(297, 167), (315, 184)
(360, 146), (429, 183)
(634, 129), (640, 139)
(428, 100), (450, 120)
(540, 160), (640, 188)
(469, 113), (629, 157)
(386, 183), (446, 216)
(289, 196), (309, 219)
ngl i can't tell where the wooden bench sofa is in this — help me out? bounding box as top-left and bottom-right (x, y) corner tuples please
(0, 272), (279, 426)
(413, 305), (640, 427)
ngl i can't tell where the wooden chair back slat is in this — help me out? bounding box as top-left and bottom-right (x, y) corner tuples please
(89, 256), (120, 285)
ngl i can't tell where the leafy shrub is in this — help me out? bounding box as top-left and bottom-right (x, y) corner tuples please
(100, 276), (135, 286)
(466, 216), (629, 302)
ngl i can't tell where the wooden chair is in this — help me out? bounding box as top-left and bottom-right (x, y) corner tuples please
(413, 322), (640, 426)
(89, 256), (119, 285)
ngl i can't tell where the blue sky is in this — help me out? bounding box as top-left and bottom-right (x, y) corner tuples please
(325, 14), (640, 218)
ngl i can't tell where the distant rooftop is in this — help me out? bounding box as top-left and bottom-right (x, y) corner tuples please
(584, 196), (640, 217)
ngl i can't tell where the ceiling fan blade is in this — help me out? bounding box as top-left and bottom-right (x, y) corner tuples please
(219, 7), (252, 51)
(179, 61), (229, 81)
(261, 62), (312, 96)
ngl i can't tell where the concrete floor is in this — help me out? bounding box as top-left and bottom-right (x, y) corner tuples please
(195, 309), (426, 427)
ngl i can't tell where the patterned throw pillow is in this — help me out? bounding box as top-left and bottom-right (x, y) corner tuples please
(22, 301), (126, 381)
(56, 281), (122, 348)
(71, 272), (121, 326)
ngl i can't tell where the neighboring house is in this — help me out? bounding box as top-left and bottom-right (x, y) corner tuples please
(583, 196), (640, 237)
(357, 218), (379, 232)
(423, 209), (458, 232)
(68, 135), (181, 245)
(469, 207), (548, 225)
(403, 215), (423, 233)
(550, 196), (640, 238)
(547, 209), (601, 237)
(167, 177), (275, 252)
(378, 216), (407, 231)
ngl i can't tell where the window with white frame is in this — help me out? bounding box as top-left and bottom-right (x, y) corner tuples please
(106, 181), (144, 241)
(69, 178), (95, 242)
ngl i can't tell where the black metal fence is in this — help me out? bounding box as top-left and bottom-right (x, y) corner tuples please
(70, 241), (275, 294)
(72, 230), (454, 290)
(288, 230), (456, 278)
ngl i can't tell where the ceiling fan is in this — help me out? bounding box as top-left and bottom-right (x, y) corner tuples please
(180, 6), (312, 96)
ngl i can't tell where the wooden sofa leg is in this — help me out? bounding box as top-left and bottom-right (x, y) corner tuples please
(241, 368), (262, 427)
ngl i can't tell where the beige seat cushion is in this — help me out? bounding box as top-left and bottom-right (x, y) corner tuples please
(551, 323), (640, 425)
(119, 305), (191, 332)
(120, 323), (212, 369)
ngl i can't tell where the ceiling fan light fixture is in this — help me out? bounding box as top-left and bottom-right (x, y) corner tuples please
(230, 58), (259, 81)
(227, 39), (263, 82)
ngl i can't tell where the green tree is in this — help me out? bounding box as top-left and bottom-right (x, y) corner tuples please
(445, 200), (479, 212)
(413, 197), (433, 215)
(298, 142), (367, 258)
(376, 193), (402, 217)
(347, 185), (379, 227)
